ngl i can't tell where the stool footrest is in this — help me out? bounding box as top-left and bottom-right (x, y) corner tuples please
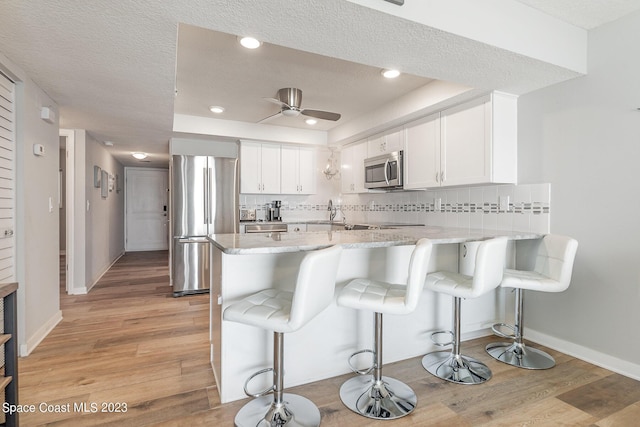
(348, 349), (375, 375)
(243, 368), (275, 398)
(491, 322), (517, 339)
(430, 330), (454, 347)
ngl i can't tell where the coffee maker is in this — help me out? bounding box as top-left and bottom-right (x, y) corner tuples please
(272, 200), (282, 221)
(265, 200), (282, 222)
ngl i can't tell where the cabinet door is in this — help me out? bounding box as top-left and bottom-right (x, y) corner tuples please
(367, 134), (385, 156)
(441, 98), (490, 186)
(240, 142), (262, 193)
(280, 146), (299, 194)
(297, 146), (316, 194)
(260, 144), (281, 194)
(404, 113), (440, 189)
(340, 145), (355, 193)
(384, 128), (404, 153)
(352, 142), (368, 193)
(367, 129), (403, 156)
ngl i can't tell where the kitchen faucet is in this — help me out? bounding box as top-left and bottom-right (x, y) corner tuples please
(328, 199), (337, 222)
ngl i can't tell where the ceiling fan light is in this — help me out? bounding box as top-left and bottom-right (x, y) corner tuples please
(281, 109), (300, 117)
(209, 105), (225, 114)
(381, 69), (401, 79)
(305, 118), (317, 125)
(238, 36), (262, 49)
(132, 152), (148, 160)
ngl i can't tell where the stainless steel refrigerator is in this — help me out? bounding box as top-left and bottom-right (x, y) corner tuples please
(170, 154), (238, 296)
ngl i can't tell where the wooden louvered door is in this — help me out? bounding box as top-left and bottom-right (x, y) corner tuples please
(0, 73), (16, 426)
(0, 73), (15, 283)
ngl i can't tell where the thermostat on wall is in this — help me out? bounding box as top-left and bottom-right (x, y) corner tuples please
(33, 144), (45, 156)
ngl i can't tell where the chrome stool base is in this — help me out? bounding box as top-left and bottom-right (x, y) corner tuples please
(234, 393), (321, 427)
(339, 375), (416, 420)
(485, 341), (555, 370)
(422, 351), (492, 384)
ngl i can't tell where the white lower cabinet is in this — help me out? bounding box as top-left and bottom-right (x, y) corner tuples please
(281, 145), (316, 194)
(404, 92), (517, 189)
(340, 141), (367, 194)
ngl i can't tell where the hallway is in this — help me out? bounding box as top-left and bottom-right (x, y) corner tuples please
(20, 251), (214, 425)
(16, 251), (640, 426)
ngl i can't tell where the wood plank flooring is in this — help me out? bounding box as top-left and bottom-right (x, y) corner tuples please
(16, 251), (640, 426)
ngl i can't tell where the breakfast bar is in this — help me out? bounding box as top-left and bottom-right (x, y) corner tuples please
(208, 226), (542, 403)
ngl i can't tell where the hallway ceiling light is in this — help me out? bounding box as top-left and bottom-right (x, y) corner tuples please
(209, 105), (225, 114)
(381, 69), (401, 79)
(238, 36), (262, 49)
(132, 152), (148, 160)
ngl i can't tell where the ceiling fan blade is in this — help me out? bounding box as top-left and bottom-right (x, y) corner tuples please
(263, 97), (290, 109)
(258, 111), (283, 124)
(301, 109), (341, 121)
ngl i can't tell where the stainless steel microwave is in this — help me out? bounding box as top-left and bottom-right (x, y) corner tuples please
(364, 151), (403, 189)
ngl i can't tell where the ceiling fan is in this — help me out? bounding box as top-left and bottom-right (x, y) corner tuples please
(260, 88), (341, 123)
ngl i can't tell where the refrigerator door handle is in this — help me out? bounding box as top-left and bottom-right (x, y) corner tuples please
(203, 167), (209, 224)
(209, 167), (214, 227)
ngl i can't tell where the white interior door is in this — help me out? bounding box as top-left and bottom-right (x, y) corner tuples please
(0, 73), (16, 282)
(125, 168), (169, 251)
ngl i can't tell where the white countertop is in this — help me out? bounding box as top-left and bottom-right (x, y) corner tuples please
(209, 226), (542, 254)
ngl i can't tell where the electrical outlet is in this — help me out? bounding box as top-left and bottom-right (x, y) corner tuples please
(434, 198), (442, 211)
(499, 196), (510, 212)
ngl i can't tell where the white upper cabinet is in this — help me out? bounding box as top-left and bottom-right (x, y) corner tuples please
(240, 141), (281, 194)
(367, 127), (404, 156)
(404, 92), (517, 189)
(280, 145), (316, 194)
(441, 92), (517, 186)
(341, 141), (367, 194)
(404, 112), (441, 189)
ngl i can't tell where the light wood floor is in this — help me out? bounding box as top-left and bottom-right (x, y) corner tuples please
(17, 251), (640, 426)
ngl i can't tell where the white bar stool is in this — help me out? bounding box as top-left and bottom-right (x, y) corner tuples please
(337, 238), (433, 420)
(223, 245), (342, 427)
(486, 234), (578, 369)
(422, 237), (508, 385)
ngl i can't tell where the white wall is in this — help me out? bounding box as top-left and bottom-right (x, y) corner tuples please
(1, 53), (62, 355)
(85, 134), (125, 289)
(518, 11), (640, 378)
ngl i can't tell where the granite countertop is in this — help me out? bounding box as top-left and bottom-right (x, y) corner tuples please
(209, 226), (542, 255)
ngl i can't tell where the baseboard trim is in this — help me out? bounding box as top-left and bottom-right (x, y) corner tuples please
(20, 310), (63, 357)
(526, 329), (640, 381)
(86, 251), (125, 293)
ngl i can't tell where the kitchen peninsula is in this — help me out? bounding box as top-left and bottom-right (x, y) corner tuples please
(209, 226), (542, 403)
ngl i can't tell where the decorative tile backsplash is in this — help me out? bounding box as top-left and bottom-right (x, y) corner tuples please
(240, 183), (551, 234)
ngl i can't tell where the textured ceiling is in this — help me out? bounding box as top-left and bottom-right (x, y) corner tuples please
(1, 0), (639, 167)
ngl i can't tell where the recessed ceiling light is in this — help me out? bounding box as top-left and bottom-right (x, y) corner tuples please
(209, 106), (225, 114)
(381, 69), (401, 79)
(238, 36), (262, 49)
(132, 152), (148, 160)
(305, 118), (317, 125)
(103, 140), (114, 146)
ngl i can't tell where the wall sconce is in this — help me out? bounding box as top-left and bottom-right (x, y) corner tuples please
(323, 147), (340, 180)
